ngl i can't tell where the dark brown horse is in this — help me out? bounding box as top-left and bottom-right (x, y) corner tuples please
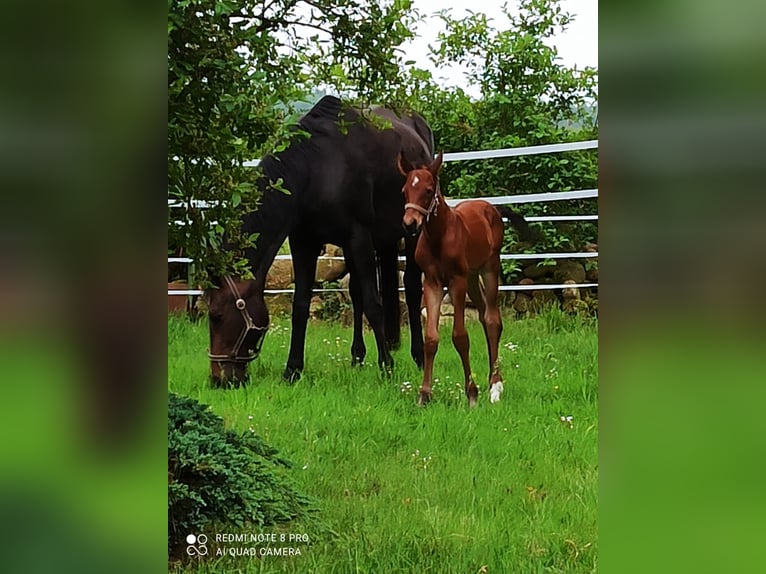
(205, 96), (433, 386)
(397, 151), (533, 407)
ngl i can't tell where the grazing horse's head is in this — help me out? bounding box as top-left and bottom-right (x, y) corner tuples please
(397, 151), (444, 236)
(203, 277), (269, 387)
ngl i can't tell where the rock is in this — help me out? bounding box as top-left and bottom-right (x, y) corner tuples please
(585, 263), (598, 282)
(531, 288), (558, 311)
(316, 244), (346, 283)
(266, 259), (293, 289)
(553, 261), (586, 284)
(562, 279), (580, 300)
(584, 242), (598, 253)
(267, 293), (293, 317)
(309, 295), (323, 319)
(563, 298), (590, 315)
(513, 293), (531, 314)
(338, 273), (351, 302)
(499, 290), (516, 307)
(523, 263), (552, 279)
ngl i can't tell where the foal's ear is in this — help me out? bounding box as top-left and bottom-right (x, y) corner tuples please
(429, 151), (444, 176)
(396, 151), (414, 176)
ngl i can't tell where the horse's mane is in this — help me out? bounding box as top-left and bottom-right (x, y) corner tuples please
(298, 95), (346, 134)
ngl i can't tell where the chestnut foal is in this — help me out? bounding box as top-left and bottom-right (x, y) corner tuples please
(398, 151), (532, 407)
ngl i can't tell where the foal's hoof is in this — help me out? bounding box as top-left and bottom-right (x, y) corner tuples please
(467, 395), (478, 409)
(351, 356), (365, 367)
(490, 381), (504, 404)
(417, 392), (431, 407)
(282, 367), (302, 384)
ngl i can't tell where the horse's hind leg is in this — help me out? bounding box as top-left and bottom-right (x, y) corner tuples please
(347, 225), (393, 374)
(467, 273), (489, 347)
(450, 276), (478, 408)
(481, 263), (504, 403)
(378, 242), (401, 352)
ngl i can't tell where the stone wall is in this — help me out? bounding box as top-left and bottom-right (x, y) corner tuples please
(261, 242), (598, 321)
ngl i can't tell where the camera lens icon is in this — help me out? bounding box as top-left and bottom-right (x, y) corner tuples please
(186, 533), (208, 556)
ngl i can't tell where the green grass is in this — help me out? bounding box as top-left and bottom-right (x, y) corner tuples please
(169, 307), (597, 573)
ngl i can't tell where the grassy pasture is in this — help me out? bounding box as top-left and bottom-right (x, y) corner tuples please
(169, 307), (597, 573)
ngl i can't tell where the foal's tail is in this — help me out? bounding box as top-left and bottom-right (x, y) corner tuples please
(495, 205), (536, 242)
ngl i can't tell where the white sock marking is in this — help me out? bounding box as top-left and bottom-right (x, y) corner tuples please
(490, 381), (504, 403)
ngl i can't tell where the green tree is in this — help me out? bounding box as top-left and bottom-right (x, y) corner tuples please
(168, 0), (420, 282)
(393, 0), (598, 277)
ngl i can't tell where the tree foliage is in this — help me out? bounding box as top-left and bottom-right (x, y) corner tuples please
(168, 0), (420, 281)
(393, 0), (598, 278)
(168, 0), (598, 282)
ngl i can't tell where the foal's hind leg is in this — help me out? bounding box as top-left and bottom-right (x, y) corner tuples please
(481, 264), (504, 403)
(450, 276), (478, 408)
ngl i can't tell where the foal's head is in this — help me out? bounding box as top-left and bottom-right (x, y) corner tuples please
(397, 151), (444, 236)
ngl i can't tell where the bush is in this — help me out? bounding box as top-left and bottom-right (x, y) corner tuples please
(168, 392), (312, 559)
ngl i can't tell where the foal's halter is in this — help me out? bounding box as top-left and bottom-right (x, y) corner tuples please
(207, 275), (269, 364)
(404, 183), (441, 223)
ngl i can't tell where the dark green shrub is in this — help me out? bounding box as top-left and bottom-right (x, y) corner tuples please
(168, 392), (312, 559)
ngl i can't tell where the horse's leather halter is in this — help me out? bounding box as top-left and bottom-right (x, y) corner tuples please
(207, 275), (269, 364)
(404, 183), (441, 223)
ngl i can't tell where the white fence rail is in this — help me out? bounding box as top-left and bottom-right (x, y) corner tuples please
(169, 140), (598, 297)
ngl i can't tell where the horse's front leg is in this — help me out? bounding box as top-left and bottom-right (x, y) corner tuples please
(346, 260), (366, 366)
(404, 235), (425, 369)
(482, 264), (504, 403)
(419, 276), (444, 406)
(449, 276), (477, 408)
(283, 238), (322, 382)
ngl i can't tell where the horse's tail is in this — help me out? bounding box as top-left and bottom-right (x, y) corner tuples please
(494, 205), (535, 242)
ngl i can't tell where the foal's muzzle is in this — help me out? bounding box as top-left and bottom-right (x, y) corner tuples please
(403, 220), (420, 237)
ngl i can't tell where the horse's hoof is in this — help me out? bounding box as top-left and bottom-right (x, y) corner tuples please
(387, 339), (401, 352)
(282, 367), (302, 384)
(467, 396), (478, 409)
(490, 381), (504, 403)
(351, 356), (365, 367)
(379, 359), (394, 378)
(417, 392), (431, 407)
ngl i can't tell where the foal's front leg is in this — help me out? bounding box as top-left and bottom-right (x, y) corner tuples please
(449, 276), (478, 408)
(419, 277), (443, 406)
